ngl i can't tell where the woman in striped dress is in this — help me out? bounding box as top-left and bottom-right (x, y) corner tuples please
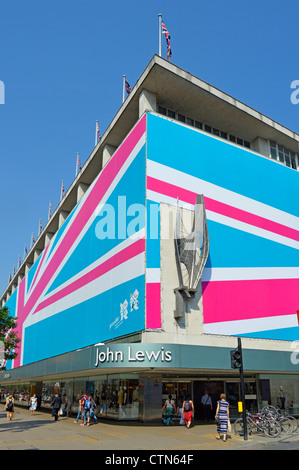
(215, 394), (230, 442)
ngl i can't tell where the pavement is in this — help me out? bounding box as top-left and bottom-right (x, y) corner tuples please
(1, 406), (299, 452)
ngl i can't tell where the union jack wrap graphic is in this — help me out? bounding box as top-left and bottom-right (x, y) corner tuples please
(162, 21), (172, 61)
(5, 116), (147, 368)
(125, 79), (131, 94)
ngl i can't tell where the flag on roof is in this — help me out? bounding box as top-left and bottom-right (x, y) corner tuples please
(31, 232), (35, 248)
(8, 273), (11, 283)
(60, 180), (65, 200)
(39, 218), (42, 235)
(48, 200), (52, 220)
(125, 79), (131, 94)
(162, 20), (172, 61)
(23, 245), (27, 259)
(76, 152), (82, 176)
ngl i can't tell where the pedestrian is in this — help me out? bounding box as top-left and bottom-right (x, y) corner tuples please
(80, 392), (91, 426)
(215, 393), (230, 442)
(29, 393), (38, 415)
(5, 395), (14, 421)
(182, 395), (194, 429)
(90, 394), (98, 424)
(51, 393), (62, 421)
(201, 390), (212, 422)
(162, 394), (175, 425)
(74, 395), (83, 423)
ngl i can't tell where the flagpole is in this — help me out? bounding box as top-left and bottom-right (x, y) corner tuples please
(158, 14), (162, 56)
(95, 120), (98, 146)
(123, 75), (126, 103)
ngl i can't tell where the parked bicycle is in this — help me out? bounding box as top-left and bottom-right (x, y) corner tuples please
(261, 405), (298, 434)
(234, 410), (281, 438)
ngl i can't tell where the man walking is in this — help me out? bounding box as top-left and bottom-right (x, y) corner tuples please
(201, 390), (212, 422)
(51, 393), (62, 421)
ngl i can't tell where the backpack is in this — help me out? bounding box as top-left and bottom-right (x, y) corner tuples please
(184, 400), (192, 412)
(84, 397), (91, 410)
(6, 399), (13, 411)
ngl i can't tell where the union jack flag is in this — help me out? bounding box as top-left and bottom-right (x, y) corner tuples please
(96, 121), (100, 140)
(76, 153), (82, 176)
(162, 21), (172, 61)
(125, 79), (131, 94)
(61, 180), (65, 200)
(31, 232), (35, 248)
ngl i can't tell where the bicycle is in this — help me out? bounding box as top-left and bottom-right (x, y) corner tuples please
(234, 410), (281, 438)
(261, 405), (298, 434)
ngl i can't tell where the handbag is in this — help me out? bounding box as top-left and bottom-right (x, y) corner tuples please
(227, 419), (231, 432)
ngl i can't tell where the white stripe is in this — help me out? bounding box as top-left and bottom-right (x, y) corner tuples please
(207, 210), (299, 250)
(147, 190), (299, 250)
(147, 160), (299, 231)
(146, 268), (161, 283)
(202, 266), (299, 282)
(24, 253), (145, 328)
(204, 314), (298, 336)
(42, 229), (145, 301)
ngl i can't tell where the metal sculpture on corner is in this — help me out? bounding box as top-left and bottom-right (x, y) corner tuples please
(174, 194), (209, 319)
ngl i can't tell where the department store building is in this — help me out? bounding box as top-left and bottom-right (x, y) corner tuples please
(1, 55), (299, 421)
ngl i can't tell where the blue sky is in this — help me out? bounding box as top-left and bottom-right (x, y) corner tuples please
(0, 0), (298, 296)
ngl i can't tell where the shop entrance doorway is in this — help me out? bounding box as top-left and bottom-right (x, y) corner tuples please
(193, 381), (224, 421)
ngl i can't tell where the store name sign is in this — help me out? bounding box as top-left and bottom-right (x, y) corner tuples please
(95, 346), (172, 367)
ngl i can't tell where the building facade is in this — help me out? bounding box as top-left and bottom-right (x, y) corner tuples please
(1, 56), (299, 421)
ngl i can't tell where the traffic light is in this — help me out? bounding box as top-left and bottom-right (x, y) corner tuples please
(230, 347), (242, 369)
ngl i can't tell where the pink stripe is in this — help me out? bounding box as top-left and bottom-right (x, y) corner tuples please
(147, 176), (299, 242)
(33, 238), (145, 314)
(14, 278), (26, 368)
(146, 283), (161, 329)
(22, 117), (146, 319)
(202, 278), (299, 324)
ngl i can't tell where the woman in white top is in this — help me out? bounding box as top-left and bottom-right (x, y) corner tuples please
(29, 394), (38, 415)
